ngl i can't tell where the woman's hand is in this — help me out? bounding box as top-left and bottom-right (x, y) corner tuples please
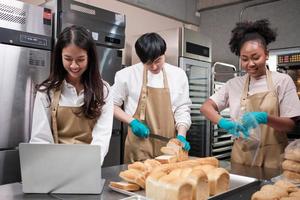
(218, 118), (249, 138)
(242, 112), (268, 129)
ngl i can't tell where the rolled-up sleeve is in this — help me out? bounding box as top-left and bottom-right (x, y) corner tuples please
(174, 71), (192, 130)
(30, 91), (54, 143)
(91, 83), (113, 165)
(210, 82), (229, 112)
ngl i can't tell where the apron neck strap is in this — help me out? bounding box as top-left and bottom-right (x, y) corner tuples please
(51, 83), (63, 143)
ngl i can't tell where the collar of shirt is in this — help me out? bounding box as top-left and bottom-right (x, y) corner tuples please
(59, 80), (84, 106)
(147, 69), (164, 88)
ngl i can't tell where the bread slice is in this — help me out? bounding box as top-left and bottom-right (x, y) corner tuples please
(160, 138), (189, 162)
(128, 161), (147, 171)
(109, 181), (140, 191)
(119, 169), (146, 189)
(155, 155), (178, 164)
(161, 146), (178, 155)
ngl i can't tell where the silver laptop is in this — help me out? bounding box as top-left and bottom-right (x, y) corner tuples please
(19, 143), (105, 194)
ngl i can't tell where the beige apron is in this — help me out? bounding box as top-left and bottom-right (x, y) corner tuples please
(124, 66), (176, 163)
(231, 70), (287, 168)
(51, 85), (97, 144)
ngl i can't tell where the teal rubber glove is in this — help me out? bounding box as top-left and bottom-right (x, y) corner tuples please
(241, 112), (268, 129)
(218, 118), (249, 138)
(129, 119), (150, 138)
(176, 135), (191, 151)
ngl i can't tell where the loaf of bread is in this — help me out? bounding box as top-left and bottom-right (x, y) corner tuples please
(283, 170), (300, 183)
(274, 180), (299, 193)
(146, 170), (194, 200)
(282, 160), (300, 173)
(146, 167), (209, 200)
(186, 168), (209, 200)
(279, 197), (300, 200)
(155, 155), (178, 164)
(289, 190), (300, 197)
(285, 148), (300, 162)
(251, 178), (300, 199)
(206, 167), (230, 196)
(193, 164), (216, 174)
(195, 157), (219, 167)
(109, 181), (140, 191)
(260, 185), (288, 198)
(251, 190), (281, 200)
(119, 168), (146, 188)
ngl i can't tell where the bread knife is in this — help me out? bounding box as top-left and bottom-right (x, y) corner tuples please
(148, 133), (171, 142)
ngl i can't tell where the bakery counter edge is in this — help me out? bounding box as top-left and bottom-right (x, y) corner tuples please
(0, 161), (281, 200)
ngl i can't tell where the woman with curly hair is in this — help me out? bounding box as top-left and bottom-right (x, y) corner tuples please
(200, 19), (300, 168)
(30, 25), (113, 165)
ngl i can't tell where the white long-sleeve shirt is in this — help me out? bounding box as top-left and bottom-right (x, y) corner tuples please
(112, 62), (192, 130)
(30, 80), (113, 165)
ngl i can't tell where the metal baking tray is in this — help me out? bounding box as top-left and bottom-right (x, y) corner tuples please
(120, 195), (148, 200)
(110, 173), (260, 200)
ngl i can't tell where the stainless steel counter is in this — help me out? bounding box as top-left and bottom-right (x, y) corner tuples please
(0, 161), (281, 200)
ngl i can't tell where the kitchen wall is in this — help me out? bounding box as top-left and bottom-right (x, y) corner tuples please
(21, 0), (300, 69)
(197, 0), (300, 69)
(117, 0), (201, 25)
(72, 0), (186, 65)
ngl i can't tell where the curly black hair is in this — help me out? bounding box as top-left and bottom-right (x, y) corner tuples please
(229, 19), (277, 56)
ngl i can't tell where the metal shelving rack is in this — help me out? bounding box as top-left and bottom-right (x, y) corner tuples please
(211, 62), (237, 160)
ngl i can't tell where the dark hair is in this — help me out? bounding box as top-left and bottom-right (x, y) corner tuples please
(229, 19), (277, 56)
(135, 32), (166, 63)
(37, 25), (106, 119)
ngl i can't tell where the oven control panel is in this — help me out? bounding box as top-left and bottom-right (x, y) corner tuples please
(277, 52), (300, 67)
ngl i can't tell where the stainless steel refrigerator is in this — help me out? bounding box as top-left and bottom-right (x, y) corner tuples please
(0, 0), (52, 184)
(45, 0), (125, 166)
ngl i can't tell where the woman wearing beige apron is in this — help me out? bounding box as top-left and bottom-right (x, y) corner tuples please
(30, 25), (114, 165)
(112, 33), (192, 163)
(200, 19), (300, 168)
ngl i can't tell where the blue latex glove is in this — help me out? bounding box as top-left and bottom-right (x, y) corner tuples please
(129, 119), (150, 138)
(241, 112), (268, 129)
(218, 118), (249, 138)
(176, 135), (191, 151)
